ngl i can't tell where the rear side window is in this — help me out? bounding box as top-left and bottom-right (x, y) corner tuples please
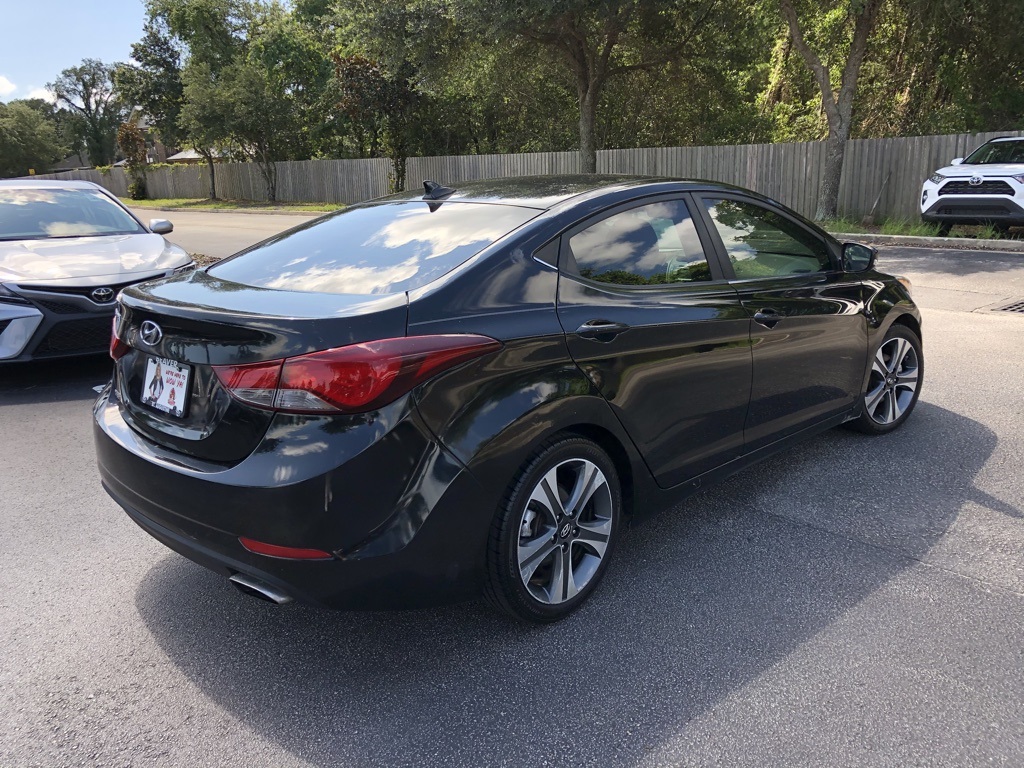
(565, 199), (713, 285)
(209, 202), (539, 295)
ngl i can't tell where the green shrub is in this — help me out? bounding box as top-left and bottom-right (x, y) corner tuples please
(127, 178), (147, 200)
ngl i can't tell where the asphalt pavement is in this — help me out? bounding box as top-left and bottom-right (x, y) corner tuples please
(138, 208), (319, 260)
(1, 214), (1022, 766)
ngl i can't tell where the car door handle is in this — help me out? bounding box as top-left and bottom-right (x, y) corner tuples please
(753, 308), (782, 329)
(575, 320), (630, 340)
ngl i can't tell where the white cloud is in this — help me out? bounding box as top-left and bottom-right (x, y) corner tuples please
(26, 87), (55, 102)
(0, 75), (17, 98)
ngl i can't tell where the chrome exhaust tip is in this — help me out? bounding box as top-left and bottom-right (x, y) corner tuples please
(229, 573), (293, 605)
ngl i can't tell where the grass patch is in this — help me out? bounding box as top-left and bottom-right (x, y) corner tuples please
(972, 223), (1003, 240)
(819, 217), (871, 234)
(124, 197), (343, 213)
(820, 216), (1018, 239)
(878, 218), (943, 237)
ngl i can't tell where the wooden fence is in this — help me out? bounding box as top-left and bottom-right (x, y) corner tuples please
(31, 130), (1022, 221)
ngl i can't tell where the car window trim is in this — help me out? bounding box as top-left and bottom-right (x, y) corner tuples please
(555, 192), (732, 289)
(693, 192), (841, 281)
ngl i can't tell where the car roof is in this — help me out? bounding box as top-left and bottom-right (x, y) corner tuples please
(0, 179), (103, 190)
(368, 174), (757, 211)
(988, 136), (1024, 143)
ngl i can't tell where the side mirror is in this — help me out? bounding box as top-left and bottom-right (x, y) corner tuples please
(149, 218), (174, 235)
(842, 242), (876, 273)
(951, 157), (964, 165)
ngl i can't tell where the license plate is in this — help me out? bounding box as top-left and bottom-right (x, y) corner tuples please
(141, 356), (191, 418)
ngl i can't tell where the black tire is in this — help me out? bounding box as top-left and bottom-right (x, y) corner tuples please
(935, 221), (952, 237)
(847, 324), (923, 435)
(483, 436), (622, 624)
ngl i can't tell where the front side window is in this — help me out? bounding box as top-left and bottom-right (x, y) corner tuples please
(0, 187), (145, 241)
(209, 201), (540, 295)
(566, 200), (712, 286)
(702, 198), (831, 279)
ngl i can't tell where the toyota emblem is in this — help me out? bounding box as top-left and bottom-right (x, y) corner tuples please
(969, 174), (983, 186)
(139, 320), (163, 346)
(91, 286), (115, 303)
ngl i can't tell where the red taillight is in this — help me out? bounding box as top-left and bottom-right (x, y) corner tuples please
(109, 315), (130, 361)
(213, 334), (500, 415)
(212, 359), (282, 409)
(239, 536), (333, 560)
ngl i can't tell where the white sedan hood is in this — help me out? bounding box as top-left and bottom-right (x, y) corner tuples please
(936, 163), (1024, 177)
(0, 233), (190, 284)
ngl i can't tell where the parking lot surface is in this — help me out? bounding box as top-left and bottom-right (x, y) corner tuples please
(1, 219), (1022, 766)
(135, 207), (319, 260)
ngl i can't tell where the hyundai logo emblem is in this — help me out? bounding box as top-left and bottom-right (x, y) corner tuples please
(91, 286), (114, 303)
(139, 320), (163, 346)
(969, 174), (983, 186)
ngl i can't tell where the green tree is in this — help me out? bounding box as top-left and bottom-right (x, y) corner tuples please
(117, 121), (149, 198)
(777, 0), (883, 219)
(334, 55), (418, 190)
(450, 0), (730, 173)
(114, 18), (185, 150)
(47, 59), (127, 166)
(0, 102), (67, 177)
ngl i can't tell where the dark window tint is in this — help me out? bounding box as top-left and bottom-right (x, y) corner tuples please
(0, 187), (145, 240)
(963, 140), (1024, 165)
(566, 200), (712, 285)
(703, 198), (831, 278)
(209, 202), (539, 295)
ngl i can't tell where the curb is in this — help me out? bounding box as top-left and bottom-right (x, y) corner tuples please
(831, 232), (1024, 253)
(129, 206), (328, 217)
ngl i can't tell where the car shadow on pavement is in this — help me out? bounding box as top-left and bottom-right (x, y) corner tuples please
(0, 355), (112, 405)
(134, 402), (1000, 766)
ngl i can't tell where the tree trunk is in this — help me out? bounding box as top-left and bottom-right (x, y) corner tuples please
(817, 130), (848, 220)
(779, 0), (880, 222)
(258, 154), (277, 202)
(578, 85), (599, 174)
(205, 155), (217, 200)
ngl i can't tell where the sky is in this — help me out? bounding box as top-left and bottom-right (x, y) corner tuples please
(0, 0), (147, 103)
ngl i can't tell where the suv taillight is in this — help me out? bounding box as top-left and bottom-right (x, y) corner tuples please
(213, 335), (501, 414)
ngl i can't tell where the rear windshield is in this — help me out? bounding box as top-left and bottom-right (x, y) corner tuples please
(209, 201), (540, 295)
(0, 187), (145, 240)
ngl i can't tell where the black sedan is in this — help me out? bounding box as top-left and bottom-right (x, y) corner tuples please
(94, 176), (923, 623)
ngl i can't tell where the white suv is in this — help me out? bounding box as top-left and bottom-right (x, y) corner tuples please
(920, 136), (1024, 235)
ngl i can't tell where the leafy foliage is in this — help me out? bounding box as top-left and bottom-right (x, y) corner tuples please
(117, 121), (149, 198)
(20, 0), (1024, 186)
(0, 102), (67, 178)
(47, 59), (127, 166)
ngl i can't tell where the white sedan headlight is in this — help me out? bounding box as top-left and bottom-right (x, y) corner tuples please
(928, 173), (945, 184)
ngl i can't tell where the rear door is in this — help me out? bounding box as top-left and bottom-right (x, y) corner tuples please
(556, 195), (752, 488)
(696, 194), (869, 451)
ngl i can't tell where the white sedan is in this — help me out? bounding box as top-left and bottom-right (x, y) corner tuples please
(0, 180), (194, 362)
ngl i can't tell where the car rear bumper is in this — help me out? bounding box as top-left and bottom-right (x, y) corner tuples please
(93, 384), (495, 610)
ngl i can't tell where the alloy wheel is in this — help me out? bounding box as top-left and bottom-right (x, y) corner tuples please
(865, 336), (920, 425)
(516, 458), (613, 605)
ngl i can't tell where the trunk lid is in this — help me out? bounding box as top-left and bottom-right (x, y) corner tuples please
(114, 270), (408, 463)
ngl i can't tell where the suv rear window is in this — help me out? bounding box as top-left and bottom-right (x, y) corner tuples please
(208, 201), (540, 295)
